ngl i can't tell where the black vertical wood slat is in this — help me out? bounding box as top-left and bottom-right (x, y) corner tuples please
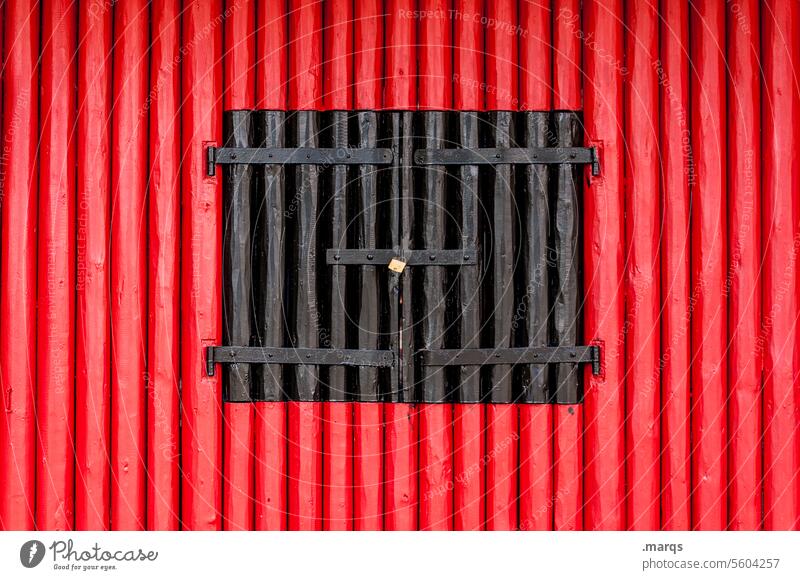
(454, 111), (482, 403)
(481, 112), (516, 404)
(222, 110), (254, 402)
(253, 110), (287, 401)
(350, 112), (381, 401)
(552, 111), (582, 404)
(326, 111), (349, 401)
(517, 112), (551, 403)
(415, 112), (450, 402)
(289, 111), (322, 401)
(383, 112), (415, 402)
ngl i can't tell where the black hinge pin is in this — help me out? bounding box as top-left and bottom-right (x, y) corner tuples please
(591, 147), (600, 176)
(206, 146), (217, 177)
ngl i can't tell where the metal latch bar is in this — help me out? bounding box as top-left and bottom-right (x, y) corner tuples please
(413, 146), (600, 175)
(418, 345), (601, 375)
(206, 146), (394, 176)
(206, 346), (395, 376)
(326, 249), (477, 266)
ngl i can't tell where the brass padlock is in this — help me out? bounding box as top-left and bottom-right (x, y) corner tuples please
(388, 258), (407, 273)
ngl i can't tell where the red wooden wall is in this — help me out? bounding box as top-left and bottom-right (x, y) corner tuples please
(0, 0), (797, 530)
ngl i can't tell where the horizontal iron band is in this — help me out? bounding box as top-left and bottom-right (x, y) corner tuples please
(419, 345), (601, 375)
(326, 248), (477, 266)
(413, 147), (600, 175)
(207, 146), (393, 175)
(206, 346), (395, 376)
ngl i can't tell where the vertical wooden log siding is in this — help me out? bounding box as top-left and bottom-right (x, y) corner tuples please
(0, 0), (39, 532)
(762, 0), (800, 531)
(517, 0), (553, 532)
(353, 0), (385, 530)
(222, 0), (256, 531)
(690, 0), (728, 531)
(254, 0), (288, 532)
(147, 0), (181, 531)
(287, 0), (323, 531)
(727, 0), (761, 531)
(181, 0), (224, 530)
(323, 0), (354, 531)
(624, 0), (661, 530)
(452, 0), (484, 532)
(582, 0), (626, 530)
(111, 0), (149, 530)
(76, 1), (113, 531)
(383, 0), (418, 532)
(37, 0), (76, 531)
(659, 0), (692, 531)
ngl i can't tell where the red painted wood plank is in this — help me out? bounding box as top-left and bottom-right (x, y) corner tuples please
(288, 402), (323, 530)
(224, 0), (255, 111)
(762, 0), (800, 531)
(254, 403), (287, 530)
(36, 0), (77, 531)
(520, 0), (551, 111)
(551, 0), (582, 533)
(110, 0), (149, 530)
(384, 0), (416, 110)
(582, 0), (626, 531)
(147, 0), (182, 532)
(689, 0), (727, 531)
(727, 0), (762, 531)
(485, 405), (517, 530)
(75, 1), (112, 531)
(0, 0), (39, 532)
(551, 0), (579, 110)
(485, 0), (517, 111)
(453, 0), (483, 111)
(289, 0), (322, 110)
(519, 407), (552, 530)
(384, 404), (418, 530)
(181, 0), (224, 530)
(418, 0), (452, 110)
(324, 402), (352, 530)
(453, 404), (483, 530)
(354, 0), (383, 109)
(623, 0), (660, 530)
(256, 0), (287, 110)
(354, 403), (383, 530)
(323, 0), (352, 111)
(222, 0), (256, 532)
(419, 404), (453, 529)
(658, 0), (691, 531)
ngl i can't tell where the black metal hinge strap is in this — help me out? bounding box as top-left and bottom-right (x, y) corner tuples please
(206, 346), (395, 376)
(206, 146), (394, 175)
(413, 147), (600, 176)
(326, 248), (477, 266)
(418, 345), (601, 375)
